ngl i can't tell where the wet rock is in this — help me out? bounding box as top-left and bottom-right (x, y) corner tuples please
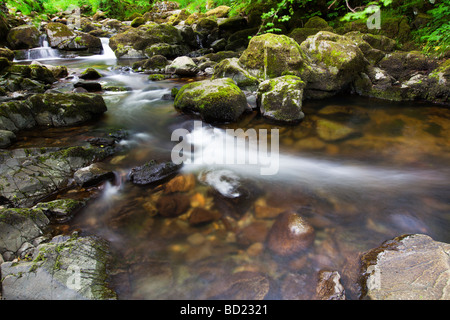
(257, 75), (306, 123)
(236, 221), (269, 246)
(74, 81), (102, 92)
(379, 51), (437, 82)
(316, 119), (358, 142)
(316, 270), (346, 300)
(86, 137), (116, 147)
(128, 160), (182, 185)
(165, 56), (199, 76)
(132, 55), (169, 73)
(156, 193), (191, 217)
(359, 234), (450, 300)
(280, 273), (314, 300)
(254, 204), (284, 219)
(188, 207), (221, 226)
(164, 174), (196, 193)
(7, 25), (40, 50)
(80, 67), (103, 80)
(0, 146), (116, 207)
(208, 271), (270, 300)
(45, 22), (76, 48)
(33, 199), (86, 223)
(1, 234), (117, 300)
(266, 211), (315, 257)
(0, 130), (16, 148)
(74, 163), (115, 188)
(174, 78), (247, 123)
(0, 207), (49, 255)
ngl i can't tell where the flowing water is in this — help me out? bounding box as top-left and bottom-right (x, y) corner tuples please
(12, 42), (450, 299)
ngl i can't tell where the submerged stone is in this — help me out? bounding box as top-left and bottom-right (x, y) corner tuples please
(128, 160), (182, 185)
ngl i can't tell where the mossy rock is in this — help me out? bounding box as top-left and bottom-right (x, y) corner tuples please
(45, 22), (76, 47)
(0, 48), (15, 61)
(288, 27), (321, 45)
(144, 43), (190, 59)
(148, 74), (167, 81)
(206, 6), (231, 18)
(131, 16), (146, 28)
(300, 31), (368, 93)
(304, 16), (332, 31)
(212, 58), (260, 90)
(185, 12), (206, 26)
(174, 78), (247, 123)
(379, 51), (437, 82)
(239, 33), (312, 81)
(132, 55), (169, 72)
(257, 75), (306, 123)
(80, 67), (103, 80)
(7, 25), (40, 50)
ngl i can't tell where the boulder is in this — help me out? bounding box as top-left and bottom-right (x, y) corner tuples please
(7, 25), (40, 50)
(45, 22), (76, 48)
(239, 33), (311, 81)
(33, 199), (86, 224)
(73, 163), (115, 187)
(379, 50), (437, 82)
(174, 78), (247, 123)
(80, 67), (103, 80)
(257, 75), (306, 122)
(300, 31), (368, 96)
(0, 130), (15, 148)
(145, 43), (190, 59)
(1, 234), (117, 300)
(206, 6), (231, 18)
(359, 234), (450, 300)
(128, 160), (182, 185)
(132, 55), (169, 72)
(212, 57), (259, 90)
(165, 56), (199, 76)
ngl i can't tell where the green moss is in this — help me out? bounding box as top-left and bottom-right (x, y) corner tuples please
(148, 74), (166, 81)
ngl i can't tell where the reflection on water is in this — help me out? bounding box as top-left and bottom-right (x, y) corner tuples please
(12, 52), (450, 299)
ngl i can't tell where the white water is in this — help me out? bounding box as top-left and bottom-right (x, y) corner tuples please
(179, 124), (446, 194)
(85, 38), (117, 61)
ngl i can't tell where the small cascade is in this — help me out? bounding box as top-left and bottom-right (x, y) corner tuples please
(86, 38), (117, 60)
(15, 35), (60, 61)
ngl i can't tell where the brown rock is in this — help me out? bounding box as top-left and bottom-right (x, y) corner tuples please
(156, 194), (190, 217)
(236, 221), (269, 246)
(254, 204), (284, 219)
(280, 273), (314, 300)
(316, 270), (346, 300)
(208, 271), (270, 300)
(266, 212), (315, 256)
(188, 207), (221, 226)
(164, 174), (196, 193)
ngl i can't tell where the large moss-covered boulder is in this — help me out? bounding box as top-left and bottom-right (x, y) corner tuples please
(165, 56), (199, 76)
(212, 57), (260, 90)
(59, 32), (103, 53)
(45, 22), (76, 48)
(239, 33), (311, 81)
(27, 93), (107, 127)
(109, 23), (183, 58)
(174, 78), (247, 123)
(7, 25), (40, 50)
(378, 50), (436, 82)
(300, 31), (368, 96)
(257, 75), (306, 122)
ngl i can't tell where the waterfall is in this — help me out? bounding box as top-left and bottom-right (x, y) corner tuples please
(86, 38), (117, 60)
(14, 35), (60, 61)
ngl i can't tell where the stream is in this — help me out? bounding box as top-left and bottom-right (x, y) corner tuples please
(11, 39), (450, 299)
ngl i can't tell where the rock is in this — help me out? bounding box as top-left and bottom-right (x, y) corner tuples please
(27, 93), (107, 127)
(132, 55), (169, 72)
(207, 271), (270, 300)
(427, 59), (450, 104)
(316, 119), (358, 142)
(300, 31), (368, 95)
(304, 16), (333, 30)
(236, 221), (269, 246)
(165, 56), (199, 76)
(29, 64), (57, 84)
(0, 207), (49, 254)
(74, 81), (102, 92)
(257, 75), (306, 123)
(289, 27), (322, 45)
(0, 146), (116, 207)
(73, 163), (115, 187)
(128, 160), (182, 185)
(80, 67), (103, 80)
(164, 174), (196, 193)
(0, 48), (15, 61)
(188, 207), (221, 226)
(156, 193), (191, 217)
(109, 23), (183, 58)
(146, 43), (190, 59)
(218, 15), (248, 36)
(239, 33), (311, 81)
(33, 199), (86, 223)
(206, 6), (231, 18)
(45, 22), (76, 48)
(379, 51), (437, 82)
(7, 25), (40, 49)
(0, 56), (10, 72)
(59, 32), (103, 54)
(316, 270), (346, 300)
(131, 16), (146, 28)
(174, 78), (247, 123)
(359, 234), (450, 300)
(212, 58), (259, 90)
(1, 234), (117, 300)
(266, 211), (315, 256)
(0, 130), (16, 148)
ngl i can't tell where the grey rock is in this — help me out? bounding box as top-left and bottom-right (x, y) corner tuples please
(359, 234), (450, 300)
(0, 130), (16, 148)
(1, 234), (117, 300)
